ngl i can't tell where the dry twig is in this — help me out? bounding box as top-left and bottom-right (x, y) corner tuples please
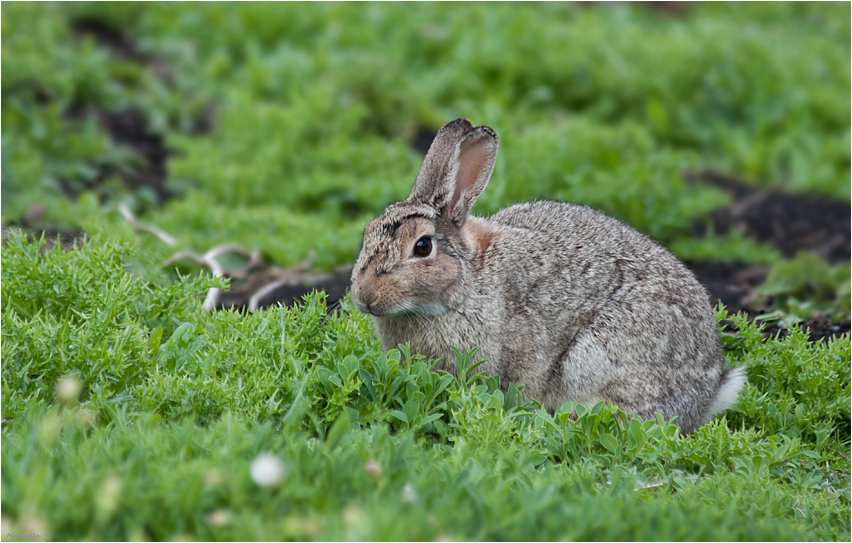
(163, 244), (266, 312)
(248, 278), (291, 313)
(118, 203), (176, 246)
(120, 204), (334, 313)
(120, 205), (268, 312)
(636, 481), (668, 490)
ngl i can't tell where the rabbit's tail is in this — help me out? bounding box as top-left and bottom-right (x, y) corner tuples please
(707, 366), (747, 416)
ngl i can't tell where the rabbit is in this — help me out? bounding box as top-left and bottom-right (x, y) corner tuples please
(350, 118), (746, 433)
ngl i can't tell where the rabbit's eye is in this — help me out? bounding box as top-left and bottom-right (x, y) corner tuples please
(413, 236), (432, 257)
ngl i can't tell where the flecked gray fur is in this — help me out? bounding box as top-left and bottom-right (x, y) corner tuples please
(350, 118), (745, 433)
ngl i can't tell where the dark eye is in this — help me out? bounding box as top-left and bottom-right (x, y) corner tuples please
(413, 236), (432, 257)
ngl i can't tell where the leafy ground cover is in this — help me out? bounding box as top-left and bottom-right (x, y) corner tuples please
(2, 2), (850, 541)
(2, 234), (850, 541)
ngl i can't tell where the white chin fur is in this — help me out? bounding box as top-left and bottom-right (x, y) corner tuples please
(383, 300), (447, 317)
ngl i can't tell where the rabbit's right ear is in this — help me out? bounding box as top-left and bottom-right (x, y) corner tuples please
(408, 118), (498, 225)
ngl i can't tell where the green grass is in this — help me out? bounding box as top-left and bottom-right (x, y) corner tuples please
(2, 2), (850, 541)
(2, 233), (850, 541)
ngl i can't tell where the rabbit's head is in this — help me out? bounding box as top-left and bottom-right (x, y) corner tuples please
(350, 118), (498, 317)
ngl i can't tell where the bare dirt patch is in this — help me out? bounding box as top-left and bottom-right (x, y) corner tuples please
(686, 171), (850, 342)
(688, 171), (850, 264)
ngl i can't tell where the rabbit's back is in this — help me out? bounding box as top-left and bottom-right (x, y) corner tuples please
(483, 201), (725, 431)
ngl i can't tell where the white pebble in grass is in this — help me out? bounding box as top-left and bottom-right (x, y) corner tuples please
(250, 453), (285, 487)
(402, 482), (417, 503)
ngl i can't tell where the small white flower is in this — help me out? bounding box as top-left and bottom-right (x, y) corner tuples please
(205, 468), (224, 487)
(205, 509), (231, 528)
(75, 407), (96, 425)
(402, 482), (417, 503)
(342, 505), (364, 526)
(55, 374), (83, 404)
(40, 414), (61, 444)
(96, 475), (123, 515)
(250, 453), (285, 487)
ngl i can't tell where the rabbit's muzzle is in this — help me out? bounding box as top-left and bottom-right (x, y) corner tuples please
(350, 275), (377, 315)
(351, 269), (400, 316)
(352, 288), (378, 315)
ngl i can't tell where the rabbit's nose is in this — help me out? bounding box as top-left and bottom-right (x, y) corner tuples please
(363, 295), (378, 315)
(355, 289), (378, 315)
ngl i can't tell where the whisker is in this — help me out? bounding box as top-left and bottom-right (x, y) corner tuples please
(411, 306), (441, 338)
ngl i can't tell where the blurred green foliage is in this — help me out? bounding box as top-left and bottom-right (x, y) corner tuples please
(753, 253), (852, 326)
(2, 2), (850, 268)
(2, 3), (850, 541)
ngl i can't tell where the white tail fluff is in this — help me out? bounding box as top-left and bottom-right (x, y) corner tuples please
(707, 366), (747, 416)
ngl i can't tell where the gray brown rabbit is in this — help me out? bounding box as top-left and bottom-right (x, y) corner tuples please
(350, 118), (745, 433)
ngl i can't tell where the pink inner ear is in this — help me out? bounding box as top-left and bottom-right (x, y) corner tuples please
(450, 137), (491, 215)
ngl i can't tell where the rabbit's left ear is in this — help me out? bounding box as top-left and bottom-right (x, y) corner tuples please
(444, 127), (499, 224)
(408, 119), (498, 225)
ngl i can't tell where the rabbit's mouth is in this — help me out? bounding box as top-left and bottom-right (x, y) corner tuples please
(354, 302), (384, 316)
(357, 299), (447, 319)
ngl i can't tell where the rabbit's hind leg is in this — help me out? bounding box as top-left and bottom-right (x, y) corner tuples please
(550, 307), (715, 433)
